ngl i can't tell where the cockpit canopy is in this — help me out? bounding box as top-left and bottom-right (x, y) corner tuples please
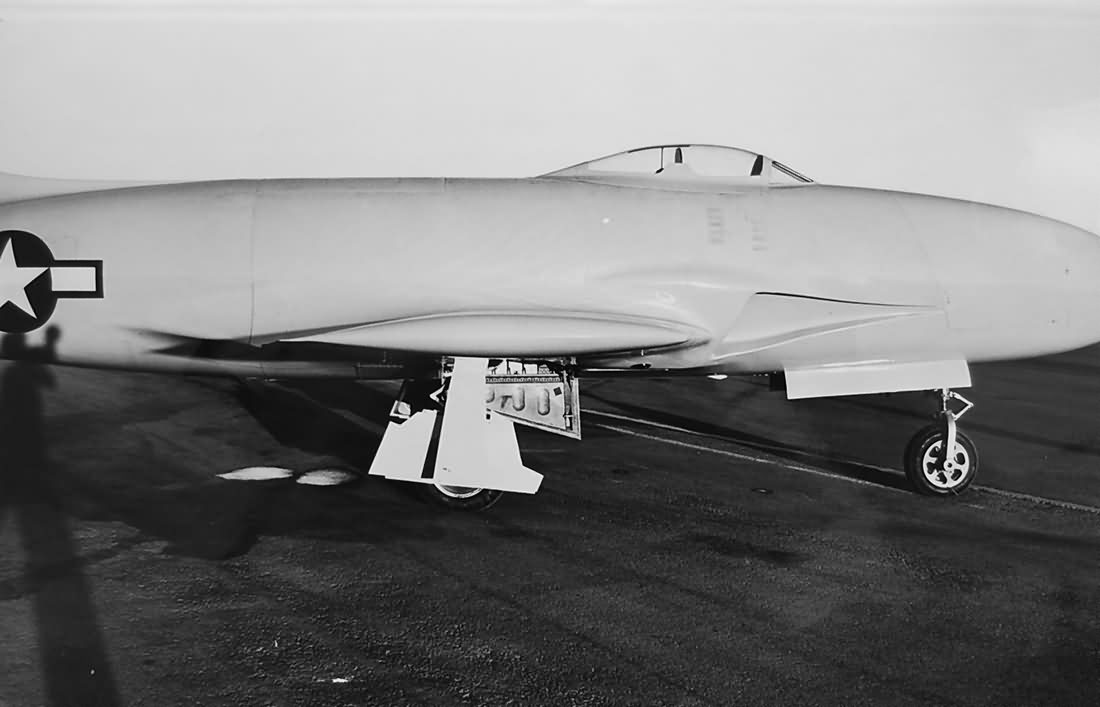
(539, 144), (812, 189)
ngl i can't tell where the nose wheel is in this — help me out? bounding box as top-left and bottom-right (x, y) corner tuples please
(903, 389), (979, 495)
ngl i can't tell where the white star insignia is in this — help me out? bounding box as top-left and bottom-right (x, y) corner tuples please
(0, 238), (47, 318)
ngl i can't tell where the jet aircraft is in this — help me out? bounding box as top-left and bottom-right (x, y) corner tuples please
(2, 143), (1099, 510)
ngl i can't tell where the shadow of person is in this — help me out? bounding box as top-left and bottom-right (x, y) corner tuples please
(0, 328), (121, 706)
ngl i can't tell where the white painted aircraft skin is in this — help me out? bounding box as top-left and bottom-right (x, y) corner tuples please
(0, 145), (1098, 387)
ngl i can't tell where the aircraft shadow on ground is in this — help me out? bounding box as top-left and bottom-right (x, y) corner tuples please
(10, 371), (458, 572)
(583, 389), (913, 493)
(0, 350), (478, 707)
(182, 378), (457, 546)
(838, 381), (1100, 459)
(233, 377), (393, 468)
(107, 378), (461, 558)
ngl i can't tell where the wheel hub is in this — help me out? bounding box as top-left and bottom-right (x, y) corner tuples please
(920, 440), (971, 490)
(433, 484), (484, 500)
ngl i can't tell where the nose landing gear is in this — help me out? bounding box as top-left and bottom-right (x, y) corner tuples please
(903, 389), (979, 496)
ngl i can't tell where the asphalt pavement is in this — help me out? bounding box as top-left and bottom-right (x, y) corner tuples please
(1, 346), (1099, 706)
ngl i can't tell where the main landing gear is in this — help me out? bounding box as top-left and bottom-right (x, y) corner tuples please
(903, 389), (978, 496)
(366, 357), (543, 511)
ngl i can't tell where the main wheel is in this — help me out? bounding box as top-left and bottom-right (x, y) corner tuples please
(421, 484), (504, 511)
(904, 423), (979, 496)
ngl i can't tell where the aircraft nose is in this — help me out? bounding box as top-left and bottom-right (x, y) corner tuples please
(917, 199), (1100, 359)
(1058, 220), (1100, 339)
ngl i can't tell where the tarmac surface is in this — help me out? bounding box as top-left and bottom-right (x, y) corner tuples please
(1, 346), (1100, 706)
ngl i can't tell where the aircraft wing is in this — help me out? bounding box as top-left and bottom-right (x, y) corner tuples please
(717, 292), (970, 398)
(782, 359), (971, 399)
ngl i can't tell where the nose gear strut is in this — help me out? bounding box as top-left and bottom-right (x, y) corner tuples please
(903, 388), (979, 496)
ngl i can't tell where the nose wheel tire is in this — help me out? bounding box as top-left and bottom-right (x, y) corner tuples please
(422, 484), (504, 511)
(904, 424), (979, 496)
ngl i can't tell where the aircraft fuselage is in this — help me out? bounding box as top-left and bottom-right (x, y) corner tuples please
(1, 176), (1099, 379)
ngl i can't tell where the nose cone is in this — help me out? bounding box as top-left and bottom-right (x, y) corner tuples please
(966, 205), (1100, 356)
(1054, 219), (1100, 346)
(902, 193), (1100, 360)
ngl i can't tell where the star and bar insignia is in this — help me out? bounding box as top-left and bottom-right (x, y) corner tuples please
(0, 229), (103, 333)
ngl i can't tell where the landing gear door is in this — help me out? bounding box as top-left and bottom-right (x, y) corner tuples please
(482, 359), (581, 439)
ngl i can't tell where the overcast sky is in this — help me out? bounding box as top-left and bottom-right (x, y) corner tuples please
(1, 1), (1098, 230)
